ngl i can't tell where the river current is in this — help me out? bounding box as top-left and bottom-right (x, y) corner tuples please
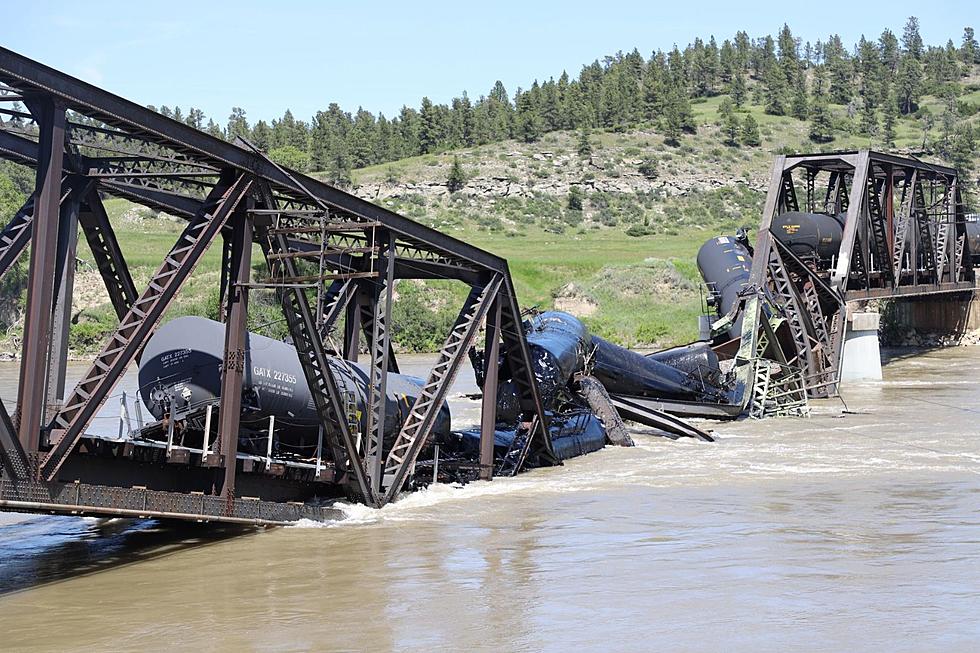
(0, 349), (978, 651)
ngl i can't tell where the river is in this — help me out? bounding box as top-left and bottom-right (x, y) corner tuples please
(1, 349), (979, 651)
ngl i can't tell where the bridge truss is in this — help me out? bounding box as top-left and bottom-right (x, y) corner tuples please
(0, 47), (557, 518)
(735, 151), (973, 409)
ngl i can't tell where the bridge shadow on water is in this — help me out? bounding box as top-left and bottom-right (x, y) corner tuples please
(0, 514), (255, 595)
(880, 345), (950, 366)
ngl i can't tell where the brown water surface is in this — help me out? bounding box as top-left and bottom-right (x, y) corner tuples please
(1, 349), (979, 651)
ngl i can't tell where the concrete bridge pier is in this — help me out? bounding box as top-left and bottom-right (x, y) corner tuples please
(840, 309), (883, 383)
(840, 292), (980, 386)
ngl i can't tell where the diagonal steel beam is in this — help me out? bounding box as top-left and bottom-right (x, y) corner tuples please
(0, 195), (34, 280)
(479, 297), (501, 481)
(0, 397), (29, 480)
(318, 278), (356, 340)
(382, 274), (503, 504)
(78, 187), (137, 321)
(40, 173), (252, 480)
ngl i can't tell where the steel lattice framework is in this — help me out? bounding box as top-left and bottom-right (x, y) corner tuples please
(735, 151), (974, 405)
(0, 47), (557, 516)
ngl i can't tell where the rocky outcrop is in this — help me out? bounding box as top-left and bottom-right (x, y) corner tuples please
(351, 130), (769, 203)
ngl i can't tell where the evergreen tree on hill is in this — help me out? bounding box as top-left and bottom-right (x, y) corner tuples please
(791, 74), (809, 120)
(515, 89), (544, 143)
(719, 97), (740, 146)
(808, 98), (834, 143)
(882, 89), (898, 148)
(728, 73), (747, 109)
(741, 114), (761, 146)
(962, 27), (980, 64)
(903, 16), (924, 59)
(764, 65), (790, 116)
(226, 107), (249, 142)
(446, 155), (466, 193)
(895, 55), (923, 115)
(576, 126), (593, 157)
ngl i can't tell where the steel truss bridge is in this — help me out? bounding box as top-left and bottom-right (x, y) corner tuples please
(0, 47), (559, 520)
(732, 151), (974, 416)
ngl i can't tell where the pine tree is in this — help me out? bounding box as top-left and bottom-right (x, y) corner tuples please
(763, 65), (790, 115)
(879, 29), (901, 72)
(791, 74), (809, 120)
(576, 126), (593, 157)
(719, 97), (740, 145)
(515, 89), (543, 143)
(662, 88), (692, 145)
(676, 90), (696, 134)
(728, 73), (747, 109)
(809, 98), (834, 142)
(205, 119), (223, 139)
(663, 98), (682, 146)
(896, 55), (923, 114)
(186, 108), (205, 130)
(948, 123), (976, 203)
(419, 97), (440, 153)
(226, 107), (249, 142)
(251, 120), (272, 150)
(902, 16), (924, 59)
(963, 27), (980, 64)
(860, 97), (878, 139)
(824, 34), (853, 104)
(882, 91), (898, 148)
(567, 185), (584, 211)
(741, 114), (761, 146)
(446, 155), (466, 193)
(939, 91), (958, 153)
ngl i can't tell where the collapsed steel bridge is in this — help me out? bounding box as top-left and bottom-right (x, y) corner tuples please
(721, 151), (975, 416)
(0, 46), (559, 521)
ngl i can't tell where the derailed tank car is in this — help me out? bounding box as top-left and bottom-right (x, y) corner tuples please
(139, 317), (450, 457)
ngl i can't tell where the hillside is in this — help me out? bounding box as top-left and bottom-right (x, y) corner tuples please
(1, 82), (976, 360)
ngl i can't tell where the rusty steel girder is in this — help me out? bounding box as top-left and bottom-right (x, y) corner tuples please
(0, 45), (558, 517)
(742, 150), (974, 400)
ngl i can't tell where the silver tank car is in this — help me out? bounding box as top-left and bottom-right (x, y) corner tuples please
(138, 316), (450, 453)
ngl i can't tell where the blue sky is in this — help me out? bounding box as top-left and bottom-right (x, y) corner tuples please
(2, 1), (975, 125)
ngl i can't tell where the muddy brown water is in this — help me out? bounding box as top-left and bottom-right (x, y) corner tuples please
(1, 349), (979, 651)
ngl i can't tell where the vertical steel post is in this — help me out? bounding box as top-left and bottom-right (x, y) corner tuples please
(479, 298), (501, 481)
(365, 231), (395, 495)
(343, 285), (362, 361)
(217, 204), (253, 503)
(46, 179), (85, 410)
(831, 150), (871, 292)
(16, 98), (65, 456)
